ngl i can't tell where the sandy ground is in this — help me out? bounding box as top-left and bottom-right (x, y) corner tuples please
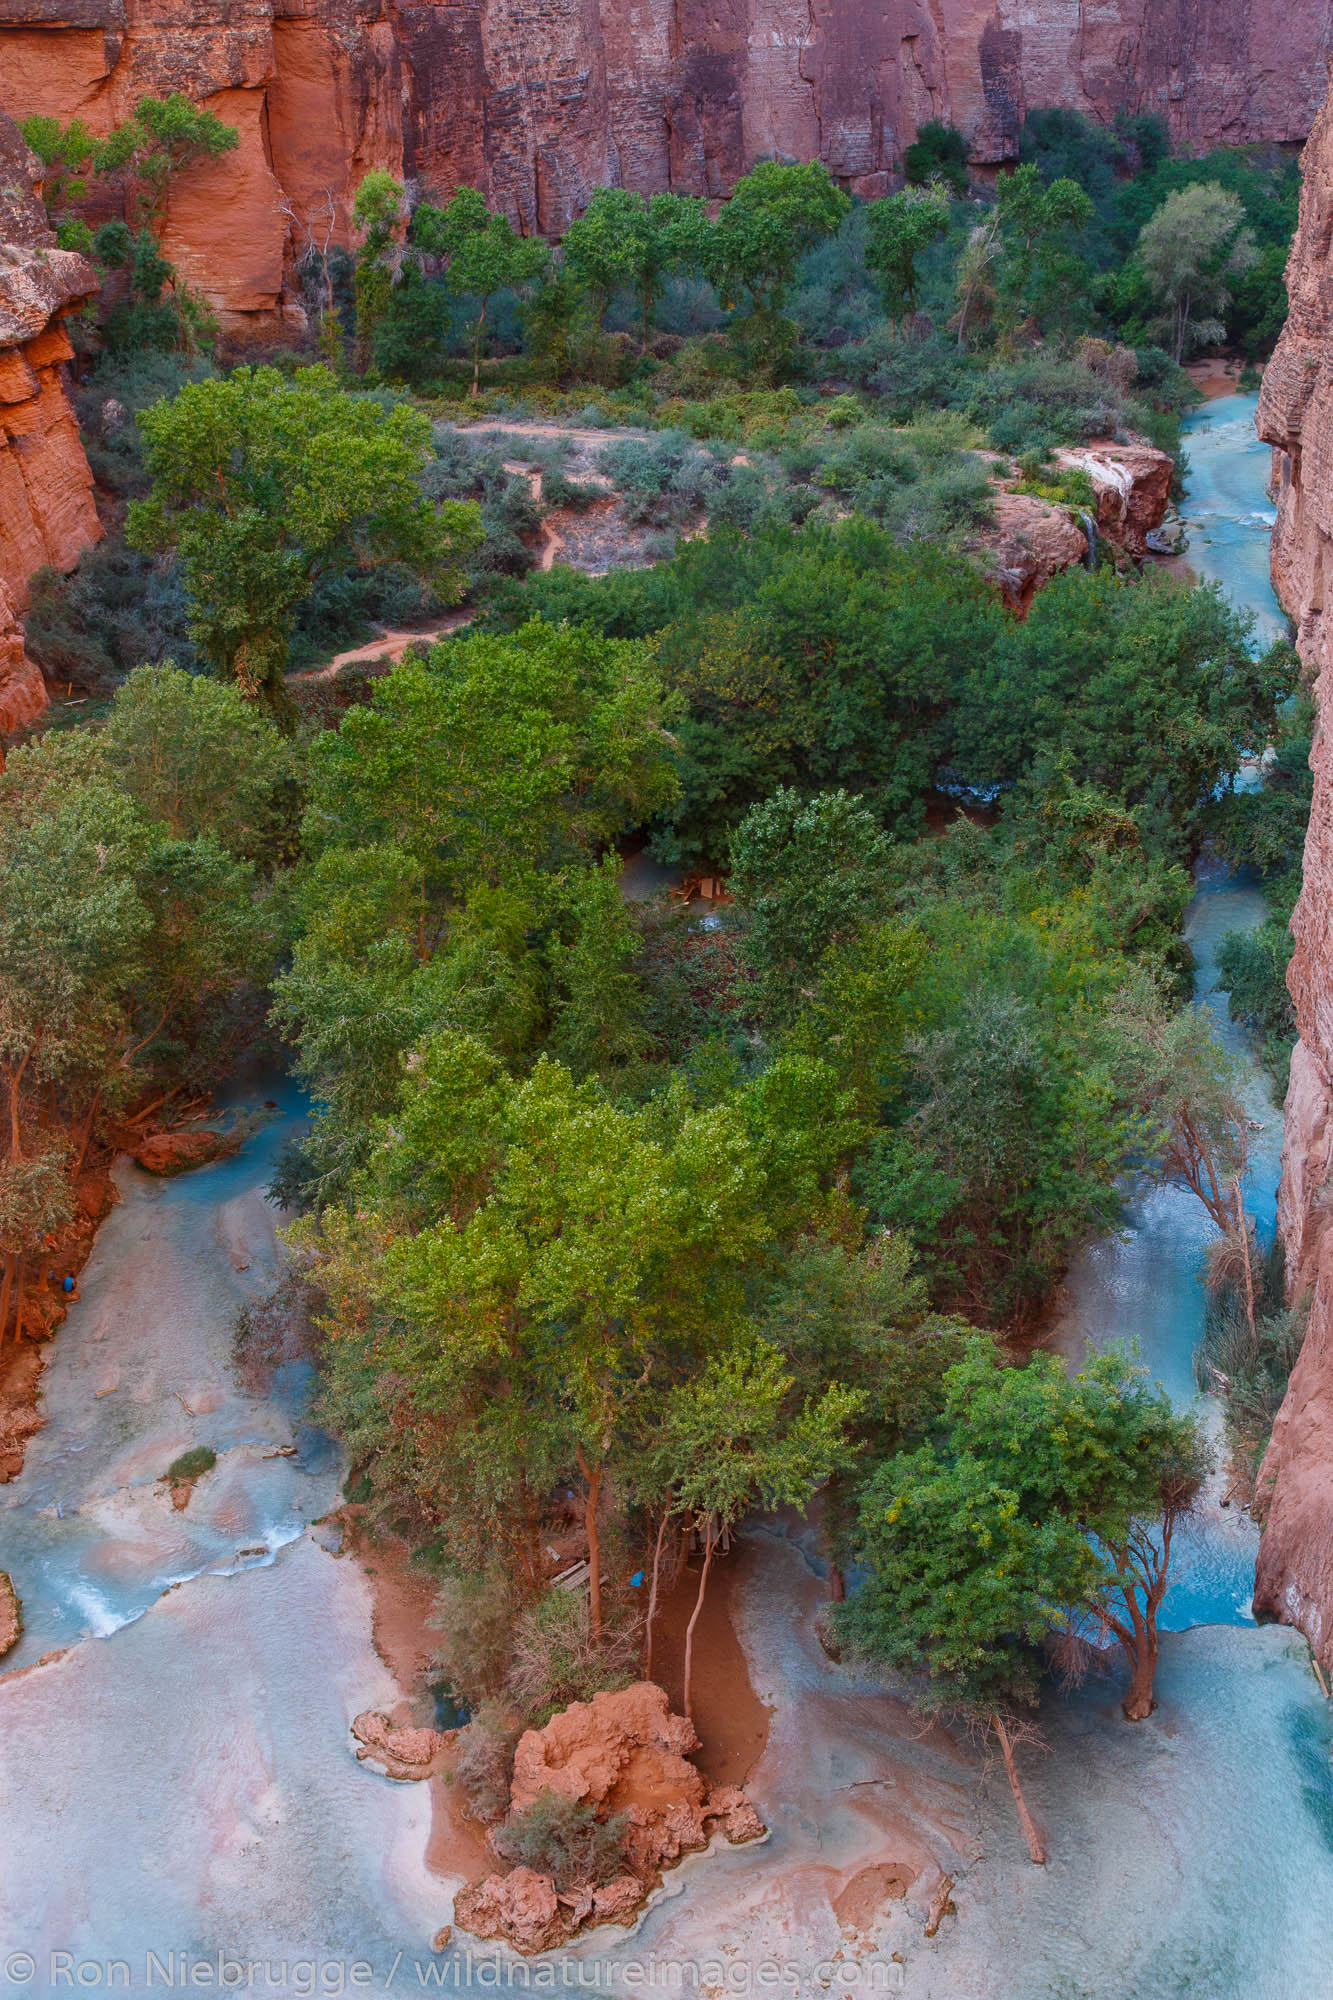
(1187, 357), (1246, 402)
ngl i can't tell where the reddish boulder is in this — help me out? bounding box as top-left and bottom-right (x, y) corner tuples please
(977, 491), (1089, 612)
(0, 1570), (20, 1658)
(351, 1710), (451, 1781)
(130, 1130), (236, 1175)
(454, 1868), (564, 1956)
(454, 1682), (767, 1954)
(1055, 442), (1175, 558)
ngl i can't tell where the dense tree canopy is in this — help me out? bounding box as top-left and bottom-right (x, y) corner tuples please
(128, 366), (482, 723)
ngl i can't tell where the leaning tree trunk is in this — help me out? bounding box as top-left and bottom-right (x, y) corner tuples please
(682, 1517), (716, 1721)
(991, 1712), (1046, 1865)
(643, 1510), (672, 1681)
(577, 1446), (603, 1641)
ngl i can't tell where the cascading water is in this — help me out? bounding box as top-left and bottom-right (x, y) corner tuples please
(0, 1079), (442, 1980)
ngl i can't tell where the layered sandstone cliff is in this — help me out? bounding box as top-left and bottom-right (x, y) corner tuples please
(2, 0), (1329, 336)
(1255, 61), (1333, 1662)
(0, 112), (101, 738)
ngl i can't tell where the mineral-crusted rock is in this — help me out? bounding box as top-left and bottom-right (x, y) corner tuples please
(2, 0), (1328, 336)
(454, 1681), (767, 1953)
(454, 1867), (564, 1955)
(129, 1130), (236, 1176)
(1055, 442), (1176, 559)
(0, 1570), (21, 1657)
(1254, 56), (1333, 1666)
(350, 1709), (451, 1781)
(978, 491), (1089, 611)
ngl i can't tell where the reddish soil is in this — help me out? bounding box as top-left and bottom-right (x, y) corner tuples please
(649, 1540), (773, 1788)
(0, 1153), (116, 1484)
(1186, 357), (1245, 402)
(349, 1519), (443, 1694)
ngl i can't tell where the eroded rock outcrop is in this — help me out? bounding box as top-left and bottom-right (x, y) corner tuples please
(351, 1709), (452, 1781)
(979, 490), (1089, 611)
(1255, 58), (1333, 1665)
(455, 1681), (766, 1954)
(0, 1569), (21, 1657)
(1056, 442), (1176, 560)
(0, 111), (101, 737)
(1, 0), (1327, 336)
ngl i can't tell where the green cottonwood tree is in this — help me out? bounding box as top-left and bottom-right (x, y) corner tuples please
(639, 1341), (860, 1714)
(562, 188), (709, 349)
(864, 187), (951, 333)
(728, 787), (894, 1026)
(841, 1339), (1206, 1859)
(299, 1039), (854, 1634)
(127, 365), (482, 725)
(706, 159), (849, 370)
(1135, 183), (1258, 364)
(993, 163), (1093, 336)
(351, 170), (406, 374)
(413, 189), (550, 395)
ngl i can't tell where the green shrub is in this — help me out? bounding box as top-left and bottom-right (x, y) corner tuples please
(166, 1445), (216, 1484)
(492, 1790), (630, 1891)
(503, 1590), (637, 1723)
(455, 1700), (523, 1824)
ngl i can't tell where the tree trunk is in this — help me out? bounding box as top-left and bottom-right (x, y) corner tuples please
(682, 1518), (716, 1721)
(643, 1510), (671, 1681)
(1235, 1179), (1257, 1348)
(991, 1713), (1046, 1864)
(578, 1445), (603, 1641)
(471, 300), (487, 399)
(1121, 1633), (1158, 1721)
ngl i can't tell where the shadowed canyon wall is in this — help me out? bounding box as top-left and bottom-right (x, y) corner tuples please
(2, 0), (1331, 334)
(1258, 57), (1333, 1663)
(0, 112), (100, 737)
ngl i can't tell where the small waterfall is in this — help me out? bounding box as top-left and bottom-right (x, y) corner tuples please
(1079, 509), (1099, 569)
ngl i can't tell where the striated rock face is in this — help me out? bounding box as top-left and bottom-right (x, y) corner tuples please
(1, 0), (1329, 335)
(455, 1681), (766, 1954)
(1056, 442), (1176, 561)
(1256, 59), (1333, 1665)
(980, 490), (1089, 611)
(0, 112), (100, 738)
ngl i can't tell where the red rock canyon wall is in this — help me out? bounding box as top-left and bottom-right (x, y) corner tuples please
(0, 112), (101, 738)
(1257, 59), (1333, 1662)
(2, 0), (1330, 334)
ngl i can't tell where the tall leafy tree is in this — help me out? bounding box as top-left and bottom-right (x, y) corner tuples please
(562, 188), (709, 349)
(864, 187), (951, 333)
(414, 189), (550, 395)
(728, 787), (895, 1026)
(127, 365), (482, 725)
(993, 162), (1094, 336)
(1135, 183), (1258, 364)
(842, 1339), (1206, 1860)
(706, 160), (850, 335)
(351, 170), (406, 374)
(639, 1341), (860, 1714)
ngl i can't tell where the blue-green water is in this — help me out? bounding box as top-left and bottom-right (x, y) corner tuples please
(1179, 392), (1287, 648)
